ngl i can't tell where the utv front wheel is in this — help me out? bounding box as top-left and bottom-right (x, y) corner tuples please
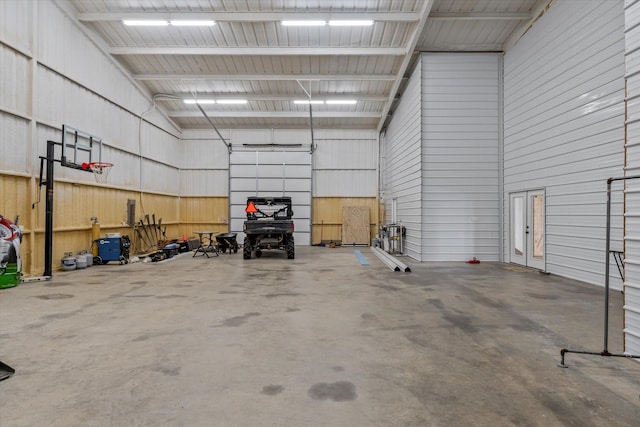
(243, 237), (252, 259)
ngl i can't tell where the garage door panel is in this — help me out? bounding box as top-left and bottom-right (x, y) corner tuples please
(229, 150), (311, 246)
(230, 179), (311, 193)
(231, 164), (311, 178)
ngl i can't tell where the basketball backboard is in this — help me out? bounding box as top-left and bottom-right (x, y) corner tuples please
(60, 124), (102, 170)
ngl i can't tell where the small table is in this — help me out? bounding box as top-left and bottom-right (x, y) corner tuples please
(193, 231), (219, 258)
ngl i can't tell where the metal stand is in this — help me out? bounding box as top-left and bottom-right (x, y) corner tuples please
(37, 139), (92, 278)
(559, 175), (640, 367)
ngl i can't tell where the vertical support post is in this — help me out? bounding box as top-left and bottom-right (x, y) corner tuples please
(604, 178), (612, 353)
(43, 140), (55, 277)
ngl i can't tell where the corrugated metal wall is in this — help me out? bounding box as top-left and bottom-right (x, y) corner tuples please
(382, 59), (423, 260)
(421, 53), (501, 262)
(180, 130), (230, 197)
(624, 0), (640, 356)
(313, 129), (378, 243)
(503, 0), (625, 285)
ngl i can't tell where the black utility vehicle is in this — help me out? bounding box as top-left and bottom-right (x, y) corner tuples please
(243, 197), (295, 259)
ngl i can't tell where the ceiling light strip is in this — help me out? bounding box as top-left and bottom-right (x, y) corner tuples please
(326, 100), (357, 105)
(328, 20), (374, 26)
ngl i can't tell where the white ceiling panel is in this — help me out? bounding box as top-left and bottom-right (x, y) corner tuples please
(67, 0), (551, 130)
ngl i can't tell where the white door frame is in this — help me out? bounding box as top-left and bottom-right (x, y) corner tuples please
(509, 189), (545, 270)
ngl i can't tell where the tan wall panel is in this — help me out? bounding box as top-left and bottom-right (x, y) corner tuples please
(312, 197), (378, 244)
(180, 196), (229, 240)
(0, 173), (229, 276)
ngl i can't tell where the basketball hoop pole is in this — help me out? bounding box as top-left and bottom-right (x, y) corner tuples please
(39, 140), (91, 277)
(37, 126), (103, 278)
(42, 140), (55, 277)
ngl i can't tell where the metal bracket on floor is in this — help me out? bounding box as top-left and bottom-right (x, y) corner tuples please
(21, 276), (52, 283)
(558, 348), (640, 368)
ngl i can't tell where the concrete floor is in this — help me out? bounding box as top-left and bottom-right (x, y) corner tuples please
(1, 246), (639, 426)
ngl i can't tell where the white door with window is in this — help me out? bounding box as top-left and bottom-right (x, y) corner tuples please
(509, 190), (545, 270)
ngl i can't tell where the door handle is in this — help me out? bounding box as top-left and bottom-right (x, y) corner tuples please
(526, 225), (530, 235)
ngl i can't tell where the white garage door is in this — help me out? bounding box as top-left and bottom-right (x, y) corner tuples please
(230, 150), (312, 245)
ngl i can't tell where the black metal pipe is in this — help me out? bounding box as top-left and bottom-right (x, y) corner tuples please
(195, 103), (231, 152)
(559, 348), (640, 368)
(43, 140), (55, 277)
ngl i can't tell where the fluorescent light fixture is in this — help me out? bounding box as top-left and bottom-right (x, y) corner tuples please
(281, 20), (327, 26)
(328, 20), (374, 26)
(123, 20), (169, 26)
(326, 100), (357, 105)
(170, 20), (216, 26)
(216, 99), (248, 104)
(184, 99), (216, 104)
(294, 100), (324, 105)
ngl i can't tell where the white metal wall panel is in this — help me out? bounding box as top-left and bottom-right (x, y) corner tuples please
(314, 135), (378, 197)
(180, 170), (228, 197)
(179, 133), (231, 196)
(504, 0), (625, 286)
(382, 59), (422, 260)
(0, 0), (33, 54)
(229, 150), (312, 245)
(0, 44), (30, 116)
(36, 65), (180, 165)
(36, 1), (172, 125)
(137, 160), (180, 195)
(34, 64), (181, 190)
(313, 170), (377, 197)
(314, 138), (378, 170)
(625, 0), (640, 356)
(421, 53), (501, 262)
(0, 113), (30, 173)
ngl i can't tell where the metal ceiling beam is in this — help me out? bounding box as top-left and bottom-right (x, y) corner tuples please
(429, 12), (531, 20)
(156, 94), (388, 102)
(133, 73), (397, 81)
(109, 46), (407, 56)
(377, 0), (434, 132)
(78, 12), (421, 22)
(168, 111), (381, 118)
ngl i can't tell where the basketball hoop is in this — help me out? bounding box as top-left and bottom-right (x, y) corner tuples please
(85, 162), (113, 184)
